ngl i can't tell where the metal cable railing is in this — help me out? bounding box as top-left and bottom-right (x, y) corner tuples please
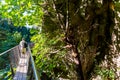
(27, 45), (39, 80)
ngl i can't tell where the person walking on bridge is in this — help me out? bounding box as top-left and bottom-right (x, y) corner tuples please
(19, 38), (27, 54)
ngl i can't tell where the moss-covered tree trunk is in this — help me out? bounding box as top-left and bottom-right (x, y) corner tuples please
(44, 0), (115, 79)
(65, 0), (115, 80)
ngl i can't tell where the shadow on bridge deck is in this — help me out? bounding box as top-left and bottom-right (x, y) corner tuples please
(13, 51), (30, 80)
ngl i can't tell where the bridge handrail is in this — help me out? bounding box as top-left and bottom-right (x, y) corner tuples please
(0, 44), (39, 80)
(28, 45), (39, 80)
(0, 45), (19, 56)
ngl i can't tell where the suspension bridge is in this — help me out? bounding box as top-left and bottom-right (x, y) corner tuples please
(0, 44), (39, 80)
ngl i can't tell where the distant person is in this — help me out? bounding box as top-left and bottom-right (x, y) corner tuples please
(19, 38), (27, 54)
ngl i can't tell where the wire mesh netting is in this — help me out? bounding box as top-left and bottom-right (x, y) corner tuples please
(0, 45), (21, 80)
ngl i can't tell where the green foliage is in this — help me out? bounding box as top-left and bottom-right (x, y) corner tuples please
(115, 2), (120, 11)
(94, 66), (115, 80)
(0, 32), (21, 52)
(0, 62), (11, 80)
(0, 54), (8, 69)
(31, 31), (69, 79)
(0, 0), (44, 26)
(30, 27), (39, 36)
(0, 0), (119, 79)
(0, 29), (7, 49)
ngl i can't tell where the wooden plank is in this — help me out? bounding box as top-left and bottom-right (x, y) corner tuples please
(13, 52), (30, 80)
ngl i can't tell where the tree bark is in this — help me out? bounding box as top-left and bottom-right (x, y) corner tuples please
(65, 0), (84, 79)
(46, 0), (115, 79)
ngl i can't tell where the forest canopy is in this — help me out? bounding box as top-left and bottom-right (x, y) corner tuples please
(0, 0), (120, 80)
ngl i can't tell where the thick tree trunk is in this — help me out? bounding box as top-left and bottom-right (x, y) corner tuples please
(83, 0), (115, 79)
(50, 0), (115, 79)
(66, 0), (114, 79)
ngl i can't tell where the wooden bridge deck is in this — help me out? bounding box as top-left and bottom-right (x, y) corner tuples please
(0, 45), (39, 80)
(13, 51), (30, 80)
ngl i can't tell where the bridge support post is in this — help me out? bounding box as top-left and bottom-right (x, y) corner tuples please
(10, 63), (14, 77)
